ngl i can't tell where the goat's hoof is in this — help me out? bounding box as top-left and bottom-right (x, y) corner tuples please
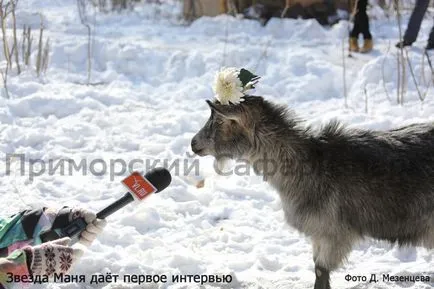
(314, 266), (331, 289)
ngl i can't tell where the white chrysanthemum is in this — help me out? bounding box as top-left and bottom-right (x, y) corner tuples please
(212, 67), (244, 105)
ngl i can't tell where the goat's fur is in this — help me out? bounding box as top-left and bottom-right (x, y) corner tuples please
(191, 96), (434, 289)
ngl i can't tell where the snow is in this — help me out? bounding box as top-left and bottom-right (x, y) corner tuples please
(0, 1), (433, 288)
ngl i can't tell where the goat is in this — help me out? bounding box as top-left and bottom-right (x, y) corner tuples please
(191, 95), (434, 289)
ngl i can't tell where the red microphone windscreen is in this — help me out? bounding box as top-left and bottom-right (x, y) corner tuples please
(122, 172), (157, 200)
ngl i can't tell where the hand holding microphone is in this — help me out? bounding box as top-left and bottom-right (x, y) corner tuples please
(0, 168), (171, 284)
(69, 208), (107, 247)
(24, 210), (106, 278)
(40, 167), (172, 244)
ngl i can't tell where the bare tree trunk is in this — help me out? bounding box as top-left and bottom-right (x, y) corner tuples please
(77, 0), (92, 84)
(25, 27), (32, 66)
(0, 0), (10, 98)
(22, 24), (25, 64)
(1, 68), (9, 98)
(0, 2), (11, 69)
(36, 15), (44, 77)
(42, 37), (50, 73)
(342, 37), (348, 108)
(404, 48), (424, 102)
(381, 41), (391, 101)
(11, 0), (20, 74)
(22, 26), (32, 66)
(395, 0), (406, 105)
(363, 84), (368, 113)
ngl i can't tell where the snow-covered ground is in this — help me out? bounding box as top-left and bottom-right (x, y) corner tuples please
(0, 0), (433, 288)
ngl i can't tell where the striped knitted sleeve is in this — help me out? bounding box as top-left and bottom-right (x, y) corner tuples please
(0, 207), (73, 289)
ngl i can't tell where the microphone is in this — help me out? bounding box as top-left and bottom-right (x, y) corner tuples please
(97, 167), (171, 219)
(40, 168), (172, 243)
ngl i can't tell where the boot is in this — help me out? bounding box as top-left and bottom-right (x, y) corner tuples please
(349, 37), (359, 52)
(426, 42), (434, 50)
(396, 40), (413, 49)
(360, 38), (373, 53)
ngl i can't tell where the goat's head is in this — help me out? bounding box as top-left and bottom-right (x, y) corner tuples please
(191, 96), (268, 160)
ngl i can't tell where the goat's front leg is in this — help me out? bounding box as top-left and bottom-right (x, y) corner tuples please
(313, 264), (330, 289)
(312, 236), (354, 289)
(312, 241), (330, 289)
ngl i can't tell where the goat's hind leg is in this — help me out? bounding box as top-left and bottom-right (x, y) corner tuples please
(312, 236), (354, 289)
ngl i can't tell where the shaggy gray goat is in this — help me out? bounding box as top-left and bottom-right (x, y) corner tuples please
(191, 96), (434, 289)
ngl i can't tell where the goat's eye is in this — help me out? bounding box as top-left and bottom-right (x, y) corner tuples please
(215, 119), (224, 125)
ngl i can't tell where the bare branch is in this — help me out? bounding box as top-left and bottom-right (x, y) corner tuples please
(77, 0), (92, 84)
(381, 41), (391, 101)
(0, 68), (9, 99)
(11, 0), (20, 74)
(363, 84), (368, 113)
(42, 37), (50, 73)
(36, 14), (44, 77)
(395, 0), (406, 105)
(0, 2), (11, 69)
(404, 47), (424, 102)
(342, 37), (348, 108)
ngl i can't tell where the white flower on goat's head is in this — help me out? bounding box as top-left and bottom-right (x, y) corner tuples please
(211, 67), (260, 105)
(212, 67), (244, 105)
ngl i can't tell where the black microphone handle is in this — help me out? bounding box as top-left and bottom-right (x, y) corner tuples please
(96, 192), (134, 219)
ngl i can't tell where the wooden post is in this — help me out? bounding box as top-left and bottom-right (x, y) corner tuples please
(220, 0), (227, 13)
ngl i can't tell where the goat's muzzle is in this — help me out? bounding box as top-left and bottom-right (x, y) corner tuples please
(191, 138), (207, 156)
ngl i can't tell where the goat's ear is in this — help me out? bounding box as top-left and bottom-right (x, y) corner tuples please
(206, 100), (240, 121)
(206, 100), (222, 114)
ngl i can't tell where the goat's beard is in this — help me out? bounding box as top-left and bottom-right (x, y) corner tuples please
(214, 155), (233, 174)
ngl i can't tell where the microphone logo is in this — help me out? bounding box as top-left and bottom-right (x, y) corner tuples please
(122, 172), (157, 200)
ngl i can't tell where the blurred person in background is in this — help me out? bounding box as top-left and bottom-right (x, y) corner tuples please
(395, 0), (434, 49)
(349, 0), (373, 53)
